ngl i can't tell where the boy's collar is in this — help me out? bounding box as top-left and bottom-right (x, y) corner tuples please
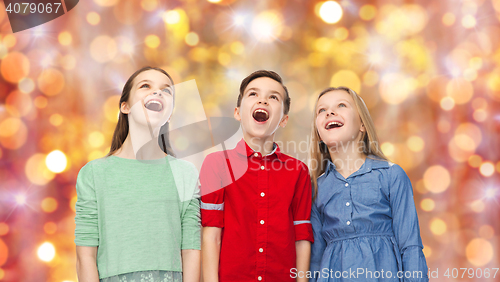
(235, 138), (284, 161)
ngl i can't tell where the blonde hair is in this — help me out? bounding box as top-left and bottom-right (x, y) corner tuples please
(308, 86), (389, 200)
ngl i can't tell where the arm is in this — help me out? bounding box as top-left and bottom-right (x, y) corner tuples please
(74, 163), (100, 281)
(295, 240), (311, 282)
(202, 227), (222, 282)
(291, 164), (314, 280)
(181, 197), (202, 282)
(76, 246), (99, 282)
(180, 164), (202, 282)
(309, 199), (326, 282)
(389, 164), (429, 282)
(199, 154), (226, 282)
(182, 249), (201, 282)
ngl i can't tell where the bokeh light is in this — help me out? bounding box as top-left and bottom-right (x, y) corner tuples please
(466, 238), (493, 266)
(430, 218), (447, 235)
(0, 239), (8, 266)
(86, 12), (101, 25)
(423, 165), (450, 193)
(41, 197), (58, 213)
(479, 162), (495, 177)
(420, 198), (435, 212)
(318, 1), (343, 24)
(251, 10), (284, 42)
(37, 242), (55, 262)
(46, 150), (68, 173)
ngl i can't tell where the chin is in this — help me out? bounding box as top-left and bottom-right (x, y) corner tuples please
(244, 127), (274, 139)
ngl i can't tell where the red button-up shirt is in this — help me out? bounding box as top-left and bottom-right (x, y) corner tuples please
(200, 139), (314, 282)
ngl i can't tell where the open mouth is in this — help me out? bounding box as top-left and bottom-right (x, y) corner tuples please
(144, 100), (163, 112)
(325, 121), (344, 130)
(252, 108), (269, 123)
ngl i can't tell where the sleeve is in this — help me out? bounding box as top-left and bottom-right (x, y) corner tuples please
(199, 154), (225, 228)
(74, 162), (99, 247)
(389, 164), (429, 282)
(310, 197), (326, 281)
(180, 164), (201, 250)
(291, 163), (314, 242)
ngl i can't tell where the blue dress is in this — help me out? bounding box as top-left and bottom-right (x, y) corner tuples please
(310, 156), (429, 282)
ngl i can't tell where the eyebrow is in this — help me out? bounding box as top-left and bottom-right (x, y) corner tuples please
(245, 87), (283, 97)
(136, 79), (171, 88)
(316, 99), (352, 109)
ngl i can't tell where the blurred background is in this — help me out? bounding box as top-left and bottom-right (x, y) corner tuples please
(0, 0), (499, 281)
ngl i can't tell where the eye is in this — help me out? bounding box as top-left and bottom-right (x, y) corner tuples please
(270, 94), (279, 101)
(140, 83), (150, 89)
(161, 87), (172, 95)
(338, 103), (346, 108)
(248, 91), (257, 96)
(318, 108), (325, 114)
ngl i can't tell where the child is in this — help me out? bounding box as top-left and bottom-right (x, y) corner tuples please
(308, 86), (428, 282)
(201, 70), (313, 282)
(74, 66), (201, 282)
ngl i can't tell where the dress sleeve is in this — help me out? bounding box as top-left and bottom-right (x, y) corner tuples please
(291, 163), (314, 242)
(310, 196), (326, 281)
(389, 164), (429, 282)
(200, 154), (226, 228)
(74, 162), (99, 247)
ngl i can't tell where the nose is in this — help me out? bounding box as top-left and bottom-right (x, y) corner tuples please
(257, 98), (268, 105)
(153, 91), (162, 97)
(326, 110), (336, 116)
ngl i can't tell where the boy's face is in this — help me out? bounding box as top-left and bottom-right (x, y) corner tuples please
(234, 77), (289, 139)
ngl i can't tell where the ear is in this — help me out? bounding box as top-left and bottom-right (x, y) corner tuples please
(360, 123), (365, 132)
(120, 101), (130, 114)
(234, 107), (241, 121)
(279, 115), (289, 128)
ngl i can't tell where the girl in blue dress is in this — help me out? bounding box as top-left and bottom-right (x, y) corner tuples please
(308, 87), (428, 282)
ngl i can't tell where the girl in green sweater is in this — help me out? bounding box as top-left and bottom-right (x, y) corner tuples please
(74, 67), (201, 282)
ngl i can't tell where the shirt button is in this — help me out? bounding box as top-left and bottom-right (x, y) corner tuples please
(347, 221), (351, 225)
(345, 183), (349, 187)
(258, 276), (262, 281)
(260, 165), (265, 170)
(254, 153), (259, 157)
(260, 192), (265, 197)
(346, 202), (350, 206)
(260, 220), (264, 224)
(259, 248), (263, 252)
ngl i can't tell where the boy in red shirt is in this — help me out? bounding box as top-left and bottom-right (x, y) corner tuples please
(201, 70), (313, 282)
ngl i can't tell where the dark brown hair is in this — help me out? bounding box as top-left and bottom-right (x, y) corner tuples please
(237, 70), (291, 115)
(106, 66), (175, 157)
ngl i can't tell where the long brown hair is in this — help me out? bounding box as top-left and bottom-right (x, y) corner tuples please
(308, 86), (388, 200)
(106, 66), (175, 157)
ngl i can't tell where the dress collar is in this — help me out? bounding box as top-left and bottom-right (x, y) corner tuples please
(322, 155), (391, 179)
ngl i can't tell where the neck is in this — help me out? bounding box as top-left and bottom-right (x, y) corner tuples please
(328, 140), (366, 177)
(114, 120), (166, 160)
(242, 132), (275, 156)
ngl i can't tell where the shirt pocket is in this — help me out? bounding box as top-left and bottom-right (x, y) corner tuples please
(353, 182), (381, 206)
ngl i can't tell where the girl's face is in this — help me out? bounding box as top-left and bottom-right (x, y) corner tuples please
(315, 90), (365, 149)
(121, 69), (174, 129)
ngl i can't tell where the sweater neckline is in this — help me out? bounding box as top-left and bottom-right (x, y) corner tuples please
(108, 154), (171, 165)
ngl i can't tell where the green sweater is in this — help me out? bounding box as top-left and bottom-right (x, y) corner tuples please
(74, 155), (201, 279)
